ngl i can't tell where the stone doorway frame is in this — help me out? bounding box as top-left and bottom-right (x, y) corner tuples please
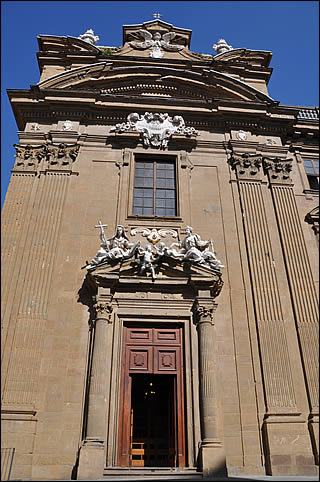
(77, 260), (225, 479)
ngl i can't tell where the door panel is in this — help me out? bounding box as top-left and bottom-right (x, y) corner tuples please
(127, 346), (153, 372)
(126, 328), (153, 344)
(154, 347), (179, 373)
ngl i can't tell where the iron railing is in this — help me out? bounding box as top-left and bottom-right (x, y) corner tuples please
(1, 448), (15, 481)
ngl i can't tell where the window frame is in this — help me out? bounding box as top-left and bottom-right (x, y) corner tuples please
(303, 158), (319, 191)
(131, 154), (179, 218)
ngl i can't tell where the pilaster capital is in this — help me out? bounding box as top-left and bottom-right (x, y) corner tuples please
(13, 143), (47, 172)
(194, 298), (217, 326)
(263, 156), (293, 184)
(229, 152), (262, 180)
(47, 143), (79, 170)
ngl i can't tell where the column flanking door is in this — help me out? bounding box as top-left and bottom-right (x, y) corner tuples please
(118, 325), (185, 467)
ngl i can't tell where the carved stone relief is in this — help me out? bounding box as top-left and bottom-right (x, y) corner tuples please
(13, 144), (47, 170)
(129, 30), (185, 59)
(87, 224), (224, 279)
(110, 112), (198, 149)
(236, 130), (248, 141)
(47, 144), (79, 168)
(130, 227), (178, 245)
(229, 153), (262, 179)
(13, 143), (79, 172)
(263, 157), (293, 184)
(62, 120), (73, 131)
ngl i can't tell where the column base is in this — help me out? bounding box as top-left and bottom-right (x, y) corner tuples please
(200, 439), (227, 478)
(77, 438), (105, 480)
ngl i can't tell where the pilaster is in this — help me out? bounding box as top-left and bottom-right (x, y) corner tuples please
(263, 156), (319, 467)
(229, 149), (317, 475)
(2, 143), (78, 407)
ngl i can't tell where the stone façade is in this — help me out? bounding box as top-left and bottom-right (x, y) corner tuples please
(1, 17), (319, 481)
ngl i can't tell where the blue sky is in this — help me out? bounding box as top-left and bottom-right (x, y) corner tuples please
(1, 1), (319, 207)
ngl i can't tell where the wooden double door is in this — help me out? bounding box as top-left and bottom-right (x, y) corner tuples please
(118, 325), (185, 467)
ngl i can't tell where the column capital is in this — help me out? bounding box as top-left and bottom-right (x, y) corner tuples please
(194, 297), (217, 326)
(94, 298), (113, 323)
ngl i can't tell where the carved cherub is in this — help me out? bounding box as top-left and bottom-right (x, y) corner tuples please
(14, 144), (47, 168)
(48, 144), (79, 165)
(137, 244), (156, 281)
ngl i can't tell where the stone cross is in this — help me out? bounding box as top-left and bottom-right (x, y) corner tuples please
(152, 12), (163, 19)
(95, 220), (108, 245)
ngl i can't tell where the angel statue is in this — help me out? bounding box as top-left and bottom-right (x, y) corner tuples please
(172, 226), (224, 271)
(129, 30), (185, 59)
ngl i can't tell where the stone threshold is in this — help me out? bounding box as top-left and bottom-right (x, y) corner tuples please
(103, 466), (201, 479)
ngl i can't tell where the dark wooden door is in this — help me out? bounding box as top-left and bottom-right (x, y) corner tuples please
(118, 326), (185, 467)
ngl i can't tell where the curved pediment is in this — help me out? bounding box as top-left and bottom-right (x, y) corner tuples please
(37, 62), (276, 103)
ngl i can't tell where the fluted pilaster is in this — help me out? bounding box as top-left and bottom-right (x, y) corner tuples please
(2, 143), (78, 406)
(229, 153), (297, 412)
(264, 156), (319, 462)
(1, 172), (36, 354)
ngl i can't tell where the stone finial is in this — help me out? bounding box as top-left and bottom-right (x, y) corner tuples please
(213, 38), (233, 55)
(78, 29), (99, 45)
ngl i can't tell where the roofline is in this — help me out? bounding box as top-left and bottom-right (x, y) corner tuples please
(122, 19), (192, 33)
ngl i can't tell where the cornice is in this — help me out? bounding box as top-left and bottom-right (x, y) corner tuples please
(8, 87), (300, 138)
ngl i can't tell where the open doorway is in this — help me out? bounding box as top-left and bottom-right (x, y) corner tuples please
(118, 325), (185, 467)
(130, 374), (176, 467)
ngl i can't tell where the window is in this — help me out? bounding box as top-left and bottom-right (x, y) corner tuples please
(304, 159), (319, 190)
(133, 158), (177, 217)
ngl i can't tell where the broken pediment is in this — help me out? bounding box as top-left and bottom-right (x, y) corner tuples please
(85, 224), (224, 296)
(87, 256), (223, 297)
(213, 48), (272, 68)
(37, 34), (100, 53)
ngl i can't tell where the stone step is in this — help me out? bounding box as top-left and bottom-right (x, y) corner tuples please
(103, 467), (202, 480)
